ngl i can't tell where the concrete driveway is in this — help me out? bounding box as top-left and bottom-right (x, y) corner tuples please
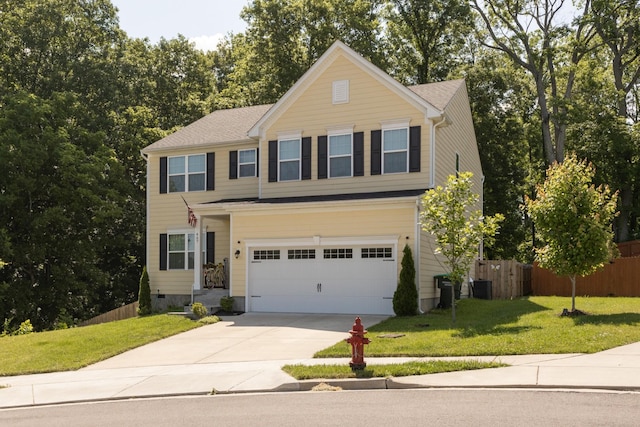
(84, 313), (389, 370)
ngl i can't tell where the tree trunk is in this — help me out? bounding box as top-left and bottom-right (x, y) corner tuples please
(451, 281), (458, 324)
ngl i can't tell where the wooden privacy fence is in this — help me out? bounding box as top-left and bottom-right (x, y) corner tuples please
(80, 301), (139, 326)
(475, 260), (532, 299)
(532, 257), (640, 297)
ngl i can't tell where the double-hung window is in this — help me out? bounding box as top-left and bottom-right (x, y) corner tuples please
(382, 127), (408, 174)
(168, 232), (205, 270)
(238, 149), (257, 178)
(168, 154), (206, 192)
(279, 138), (301, 181)
(328, 133), (352, 178)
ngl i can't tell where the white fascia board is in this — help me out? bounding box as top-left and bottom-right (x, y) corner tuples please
(218, 195), (421, 214)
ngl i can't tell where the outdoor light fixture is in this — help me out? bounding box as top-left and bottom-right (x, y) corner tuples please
(234, 249), (241, 259)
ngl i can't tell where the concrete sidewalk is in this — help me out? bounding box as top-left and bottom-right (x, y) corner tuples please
(1, 314), (640, 408)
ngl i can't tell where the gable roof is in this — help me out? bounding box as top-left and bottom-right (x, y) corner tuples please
(248, 40), (446, 138)
(142, 104), (272, 153)
(409, 79), (465, 111)
(142, 42), (466, 154)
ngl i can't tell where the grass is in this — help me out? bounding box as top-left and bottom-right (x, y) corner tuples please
(0, 314), (203, 376)
(283, 360), (506, 380)
(315, 296), (640, 358)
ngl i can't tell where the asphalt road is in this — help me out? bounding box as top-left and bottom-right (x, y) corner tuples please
(2, 389), (639, 426)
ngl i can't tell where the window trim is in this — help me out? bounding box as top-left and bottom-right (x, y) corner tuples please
(382, 126), (409, 174)
(167, 231), (205, 270)
(238, 148), (257, 178)
(328, 132), (353, 178)
(168, 154), (206, 193)
(278, 138), (302, 181)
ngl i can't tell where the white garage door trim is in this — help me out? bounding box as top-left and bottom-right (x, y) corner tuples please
(245, 235), (399, 315)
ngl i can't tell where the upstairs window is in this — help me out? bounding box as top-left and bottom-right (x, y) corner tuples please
(239, 149), (257, 178)
(168, 154), (206, 192)
(279, 139), (301, 181)
(382, 128), (408, 174)
(329, 133), (352, 178)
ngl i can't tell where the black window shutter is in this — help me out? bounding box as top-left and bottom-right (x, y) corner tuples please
(206, 152), (215, 190)
(229, 151), (238, 180)
(159, 234), (168, 271)
(317, 135), (327, 179)
(301, 137), (312, 180)
(256, 148), (260, 177)
(268, 140), (277, 182)
(160, 157), (168, 194)
(409, 126), (421, 172)
(206, 232), (215, 264)
(371, 130), (382, 175)
(353, 132), (364, 177)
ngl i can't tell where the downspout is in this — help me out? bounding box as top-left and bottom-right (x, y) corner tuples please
(429, 115), (447, 189)
(416, 198), (424, 314)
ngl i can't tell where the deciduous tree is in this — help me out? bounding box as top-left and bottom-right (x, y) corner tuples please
(525, 154), (618, 314)
(420, 172), (503, 322)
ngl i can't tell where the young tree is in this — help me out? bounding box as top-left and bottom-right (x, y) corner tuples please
(137, 266), (152, 316)
(525, 154), (618, 314)
(393, 244), (418, 316)
(420, 172), (503, 322)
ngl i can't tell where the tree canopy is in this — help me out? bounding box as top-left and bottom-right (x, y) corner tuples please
(525, 154), (619, 312)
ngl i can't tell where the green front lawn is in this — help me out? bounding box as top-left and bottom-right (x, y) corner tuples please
(315, 296), (640, 358)
(283, 360), (506, 380)
(0, 315), (203, 376)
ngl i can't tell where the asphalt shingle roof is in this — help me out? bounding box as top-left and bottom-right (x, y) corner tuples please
(142, 79), (463, 153)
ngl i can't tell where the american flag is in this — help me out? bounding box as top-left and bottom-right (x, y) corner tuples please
(181, 196), (197, 227)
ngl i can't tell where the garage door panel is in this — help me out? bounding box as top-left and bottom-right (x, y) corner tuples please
(248, 244), (397, 315)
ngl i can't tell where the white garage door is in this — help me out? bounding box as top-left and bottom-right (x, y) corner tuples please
(248, 245), (397, 315)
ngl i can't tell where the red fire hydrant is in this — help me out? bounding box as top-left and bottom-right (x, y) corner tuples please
(346, 316), (370, 370)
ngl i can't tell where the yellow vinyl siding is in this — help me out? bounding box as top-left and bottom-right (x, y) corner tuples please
(229, 203), (417, 297)
(434, 85), (483, 193)
(146, 148), (237, 295)
(260, 54), (432, 198)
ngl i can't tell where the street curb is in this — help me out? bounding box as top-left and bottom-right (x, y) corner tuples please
(298, 378), (388, 391)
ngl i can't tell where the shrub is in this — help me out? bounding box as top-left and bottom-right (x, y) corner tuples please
(393, 244), (418, 316)
(14, 319), (34, 335)
(137, 266), (152, 316)
(220, 296), (234, 312)
(191, 302), (207, 318)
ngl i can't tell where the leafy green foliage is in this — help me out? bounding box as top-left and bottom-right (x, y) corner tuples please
(393, 245), (418, 316)
(137, 266), (152, 316)
(420, 173), (502, 286)
(191, 302), (207, 318)
(220, 296), (234, 313)
(525, 154), (619, 311)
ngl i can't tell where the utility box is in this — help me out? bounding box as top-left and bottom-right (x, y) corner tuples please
(473, 280), (492, 300)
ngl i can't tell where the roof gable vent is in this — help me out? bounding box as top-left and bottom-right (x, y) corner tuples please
(332, 80), (349, 104)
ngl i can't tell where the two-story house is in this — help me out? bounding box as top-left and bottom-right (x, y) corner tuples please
(141, 41), (483, 315)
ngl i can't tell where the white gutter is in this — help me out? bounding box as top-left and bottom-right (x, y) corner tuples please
(430, 115), (449, 188)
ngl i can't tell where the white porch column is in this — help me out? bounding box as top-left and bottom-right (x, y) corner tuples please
(193, 214), (202, 291)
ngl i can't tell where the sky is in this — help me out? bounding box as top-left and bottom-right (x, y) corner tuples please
(111, 0), (249, 51)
